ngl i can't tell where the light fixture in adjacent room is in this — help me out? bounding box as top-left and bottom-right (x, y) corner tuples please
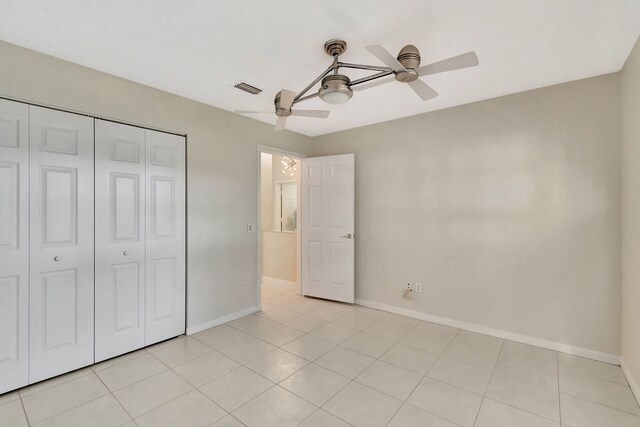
(281, 156), (297, 176)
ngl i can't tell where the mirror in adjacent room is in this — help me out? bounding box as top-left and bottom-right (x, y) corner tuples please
(277, 181), (297, 231)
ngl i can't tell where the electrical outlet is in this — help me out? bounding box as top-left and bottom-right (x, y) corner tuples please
(415, 283), (423, 293)
(247, 223), (255, 232)
(403, 283), (413, 299)
(238, 281), (245, 291)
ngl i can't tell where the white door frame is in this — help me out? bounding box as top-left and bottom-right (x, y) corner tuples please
(256, 145), (304, 310)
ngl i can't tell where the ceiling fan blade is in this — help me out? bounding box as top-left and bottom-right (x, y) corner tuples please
(408, 79), (439, 101)
(290, 110), (330, 118)
(366, 45), (407, 72)
(274, 116), (287, 131)
(351, 76), (395, 92)
(235, 110), (272, 114)
(279, 89), (297, 110)
(417, 51), (479, 76)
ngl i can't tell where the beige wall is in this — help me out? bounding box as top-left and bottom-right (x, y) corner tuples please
(0, 40), (312, 331)
(622, 36), (640, 395)
(312, 74), (622, 357)
(262, 231), (297, 282)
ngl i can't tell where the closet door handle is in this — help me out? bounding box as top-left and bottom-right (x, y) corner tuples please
(53, 256), (61, 262)
(123, 250), (129, 256)
(341, 233), (353, 239)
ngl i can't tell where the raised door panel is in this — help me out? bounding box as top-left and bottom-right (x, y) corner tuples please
(40, 270), (79, 350)
(0, 162), (19, 250)
(41, 166), (78, 246)
(145, 130), (185, 345)
(148, 257), (176, 323)
(29, 106), (94, 382)
(0, 99), (29, 393)
(95, 120), (146, 362)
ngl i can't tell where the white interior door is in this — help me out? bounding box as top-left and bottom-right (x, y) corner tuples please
(301, 154), (355, 303)
(145, 129), (186, 345)
(0, 99), (30, 393)
(95, 120), (146, 362)
(29, 106), (95, 382)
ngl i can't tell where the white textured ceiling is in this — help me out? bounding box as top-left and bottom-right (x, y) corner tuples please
(0, 0), (639, 136)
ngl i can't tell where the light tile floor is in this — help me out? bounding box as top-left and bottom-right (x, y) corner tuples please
(1, 281), (639, 426)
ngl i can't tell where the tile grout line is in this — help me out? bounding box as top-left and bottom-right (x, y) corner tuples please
(559, 390), (640, 417)
(295, 407), (355, 427)
(105, 353), (172, 393)
(257, 298), (478, 426)
(557, 351), (562, 426)
(471, 338), (504, 427)
(99, 350), (195, 423)
(401, 328), (467, 426)
(392, 323), (467, 425)
(22, 374), (111, 426)
(92, 369), (136, 424)
(205, 300), (396, 425)
(116, 343), (229, 424)
(18, 367), (94, 399)
(18, 389), (30, 427)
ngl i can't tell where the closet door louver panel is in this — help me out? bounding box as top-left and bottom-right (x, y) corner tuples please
(145, 129), (186, 345)
(0, 99), (30, 393)
(94, 120), (146, 362)
(28, 106), (95, 383)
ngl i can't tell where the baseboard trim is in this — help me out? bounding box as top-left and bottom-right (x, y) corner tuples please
(261, 276), (297, 287)
(622, 359), (640, 405)
(356, 299), (621, 365)
(186, 306), (259, 335)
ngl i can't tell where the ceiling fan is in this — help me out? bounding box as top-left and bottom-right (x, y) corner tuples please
(236, 39), (478, 131)
(236, 89), (330, 131)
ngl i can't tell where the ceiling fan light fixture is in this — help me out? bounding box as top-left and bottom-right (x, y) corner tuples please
(318, 74), (353, 104)
(237, 39), (479, 130)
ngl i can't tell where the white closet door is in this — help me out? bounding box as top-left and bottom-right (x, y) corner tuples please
(29, 106), (94, 382)
(145, 130), (185, 345)
(95, 120), (146, 362)
(0, 99), (30, 393)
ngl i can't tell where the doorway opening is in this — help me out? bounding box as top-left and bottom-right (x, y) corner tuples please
(258, 149), (302, 309)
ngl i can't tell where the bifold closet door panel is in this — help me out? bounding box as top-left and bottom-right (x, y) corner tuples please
(0, 99), (30, 393)
(95, 120), (146, 362)
(29, 106), (95, 383)
(145, 130), (186, 345)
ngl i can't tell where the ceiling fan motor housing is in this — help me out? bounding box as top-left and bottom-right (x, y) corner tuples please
(319, 74), (353, 103)
(274, 92), (292, 117)
(395, 44), (421, 82)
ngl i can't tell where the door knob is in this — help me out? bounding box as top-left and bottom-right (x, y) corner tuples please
(341, 233), (353, 239)
(123, 250), (129, 256)
(53, 256), (60, 262)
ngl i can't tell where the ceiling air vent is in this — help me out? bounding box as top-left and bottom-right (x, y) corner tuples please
(234, 82), (262, 95)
